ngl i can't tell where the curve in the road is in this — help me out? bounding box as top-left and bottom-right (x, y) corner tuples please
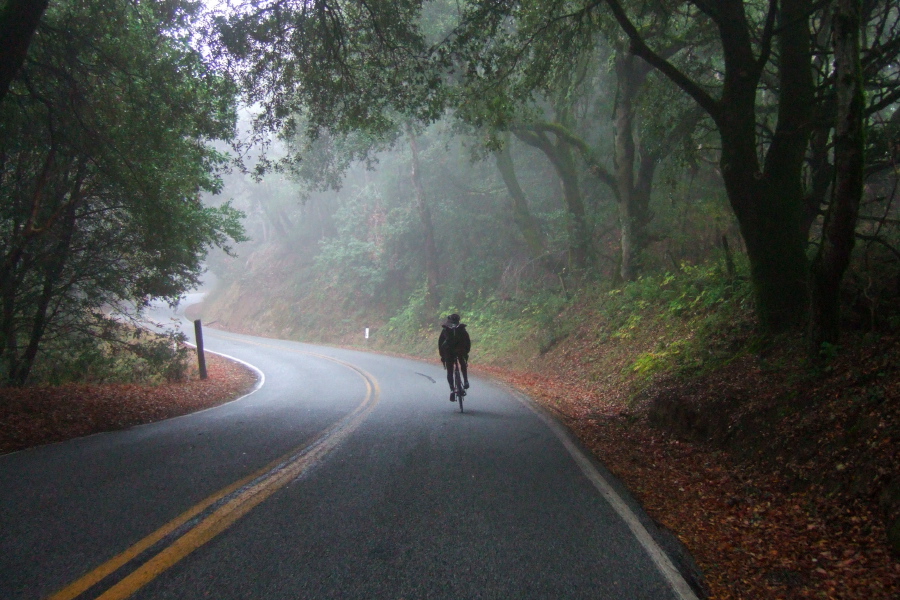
(46, 350), (378, 600)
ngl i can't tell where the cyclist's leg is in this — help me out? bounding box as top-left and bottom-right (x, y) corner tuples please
(459, 357), (469, 388)
(445, 356), (455, 390)
(446, 356), (457, 401)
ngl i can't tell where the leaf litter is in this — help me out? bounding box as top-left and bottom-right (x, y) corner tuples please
(0, 352), (258, 455)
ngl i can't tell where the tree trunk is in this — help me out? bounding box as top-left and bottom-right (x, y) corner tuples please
(1, 266), (22, 382)
(0, 0), (50, 103)
(809, 0), (865, 353)
(719, 114), (810, 332)
(1, 147), (57, 382)
(556, 146), (591, 272)
(721, 0), (814, 332)
(606, 0), (815, 332)
(12, 201), (78, 385)
(805, 127), (833, 236)
(512, 128), (591, 271)
(735, 178), (810, 331)
(621, 151), (656, 279)
(614, 49), (698, 282)
(406, 123), (440, 310)
(614, 51), (647, 281)
(494, 135), (545, 259)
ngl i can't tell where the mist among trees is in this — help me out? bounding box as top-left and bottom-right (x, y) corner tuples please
(2, 0), (900, 384)
(204, 0), (899, 352)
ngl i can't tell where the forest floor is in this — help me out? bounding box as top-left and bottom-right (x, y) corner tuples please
(480, 324), (900, 599)
(0, 352), (258, 455)
(1, 333), (898, 599)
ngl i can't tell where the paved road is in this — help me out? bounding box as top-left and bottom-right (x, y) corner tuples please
(0, 301), (702, 599)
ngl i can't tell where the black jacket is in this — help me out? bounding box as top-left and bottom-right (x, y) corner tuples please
(438, 322), (470, 362)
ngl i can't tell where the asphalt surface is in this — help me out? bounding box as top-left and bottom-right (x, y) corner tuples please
(0, 300), (701, 599)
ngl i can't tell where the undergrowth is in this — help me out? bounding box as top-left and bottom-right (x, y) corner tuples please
(374, 287), (571, 363)
(204, 250), (759, 390)
(607, 260), (756, 383)
(23, 318), (190, 386)
(366, 256), (757, 388)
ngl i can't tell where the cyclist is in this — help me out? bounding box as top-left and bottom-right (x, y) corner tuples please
(438, 313), (470, 402)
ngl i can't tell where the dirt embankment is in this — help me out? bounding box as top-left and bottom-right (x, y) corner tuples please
(486, 315), (900, 599)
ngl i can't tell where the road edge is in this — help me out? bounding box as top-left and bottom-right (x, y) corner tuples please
(498, 381), (710, 600)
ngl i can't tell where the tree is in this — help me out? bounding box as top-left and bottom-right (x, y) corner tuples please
(0, 0), (245, 385)
(609, 45), (705, 281)
(604, 0), (899, 334)
(493, 132), (546, 260)
(406, 122), (441, 308)
(0, 0), (49, 104)
(214, 0), (899, 337)
(809, 0), (865, 350)
(603, 0), (815, 331)
(446, 2), (709, 281)
(511, 123), (594, 271)
(214, 0), (440, 140)
(218, 1), (455, 309)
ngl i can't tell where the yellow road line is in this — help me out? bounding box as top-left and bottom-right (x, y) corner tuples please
(47, 350), (379, 600)
(46, 474), (254, 600)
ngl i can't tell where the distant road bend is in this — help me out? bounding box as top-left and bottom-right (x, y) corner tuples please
(0, 301), (703, 599)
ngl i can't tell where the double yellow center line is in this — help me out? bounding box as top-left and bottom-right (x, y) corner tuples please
(48, 348), (380, 600)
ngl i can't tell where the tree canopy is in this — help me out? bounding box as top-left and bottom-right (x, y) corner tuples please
(5, 0), (900, 382)
(0, 0), (245, 385)
(213, 0), (899, 347)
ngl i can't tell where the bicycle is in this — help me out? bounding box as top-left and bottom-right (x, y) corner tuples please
(450, 358), (466, 413)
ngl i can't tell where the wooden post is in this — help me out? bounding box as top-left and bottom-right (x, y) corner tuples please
(194, 319), (208, 380)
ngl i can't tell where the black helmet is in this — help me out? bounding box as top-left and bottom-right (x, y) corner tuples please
(447, 313), (461, 324)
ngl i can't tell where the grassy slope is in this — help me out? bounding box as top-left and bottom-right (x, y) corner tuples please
(200, 257), (900, 598)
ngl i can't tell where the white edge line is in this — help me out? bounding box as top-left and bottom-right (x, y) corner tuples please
(179, 344), (267, 418)
(124, 344), (266, 427)
(506, 386), (700, 600)
(262, 346), (691, 592)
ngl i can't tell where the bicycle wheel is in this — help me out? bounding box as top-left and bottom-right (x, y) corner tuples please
(454, 362), (464, 413)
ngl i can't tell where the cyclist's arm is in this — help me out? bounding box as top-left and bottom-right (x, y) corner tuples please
(438, 331), (447, 361)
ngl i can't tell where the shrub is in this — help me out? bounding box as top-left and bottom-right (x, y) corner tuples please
(20, 317), (190, 386)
